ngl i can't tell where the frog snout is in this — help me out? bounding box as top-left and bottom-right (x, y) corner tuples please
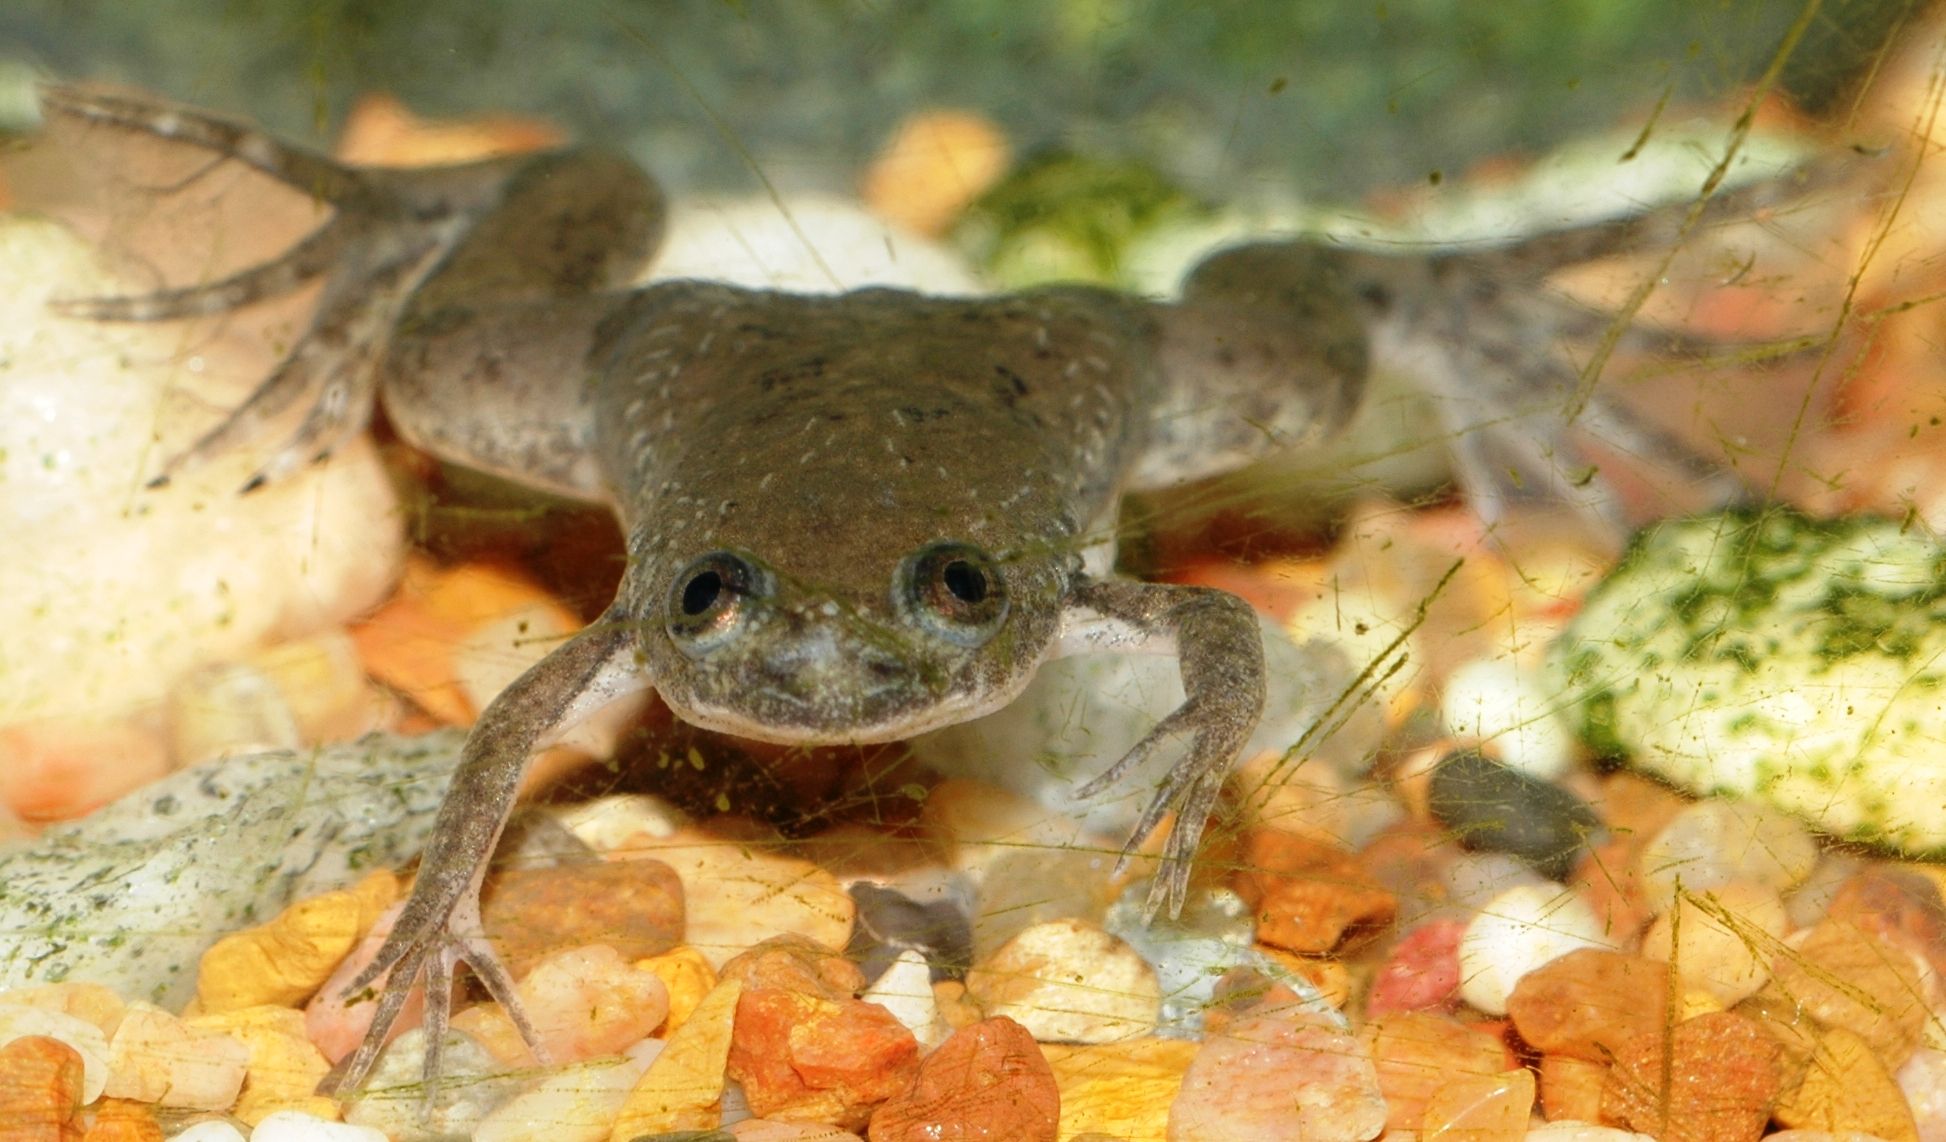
(752, 625), (914, 701)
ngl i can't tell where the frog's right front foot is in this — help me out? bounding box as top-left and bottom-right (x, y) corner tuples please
(317, 872), (539, 1097)
(38, 84), (492, 491)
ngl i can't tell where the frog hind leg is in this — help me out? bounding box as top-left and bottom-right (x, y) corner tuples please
(38, 85), (663, 494)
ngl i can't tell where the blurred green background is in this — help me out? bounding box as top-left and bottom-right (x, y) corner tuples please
(1, 0), (1913, 201)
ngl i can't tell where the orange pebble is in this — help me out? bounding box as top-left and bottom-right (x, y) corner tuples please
(861, 109), (1010, 237)
(335, 92), (563, 167)
(80, 1100), (162, 1142)
(0, 1035), (84, 1141)
(349, 558), (578, 726)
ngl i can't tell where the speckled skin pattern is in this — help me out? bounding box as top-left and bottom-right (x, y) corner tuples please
(41, 84), (1762, 1095)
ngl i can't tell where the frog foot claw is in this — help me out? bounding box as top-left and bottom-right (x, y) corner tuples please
(317, 894), (541, 1098)
(1067, 579), (1266, 921)
(38, 83), (469, 492)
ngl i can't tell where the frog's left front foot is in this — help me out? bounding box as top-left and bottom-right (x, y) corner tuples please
(1064, 578), (1266, 920)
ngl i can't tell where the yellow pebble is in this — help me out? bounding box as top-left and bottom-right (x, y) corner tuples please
(634, 946), (717, 1037)
(1773, 1025), (1920, 1142)
(184, 1005), (335, 1126)
(609, 978), (741, 1142)
(195, 871), (399, 1012)
(1044, 1038), (1197, 1142)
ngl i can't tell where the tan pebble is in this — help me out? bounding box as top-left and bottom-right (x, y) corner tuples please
(518, 944), (669, 1063)
(182, 1005), (333, 1126)
(725, 1120), (865, 1141)
(1773, 1026), (1920, 1142)
(166, 660), (302, 767)
(0, 1005), (109, 1103)
(0, 1035), (84, 1139)
(1506, 948), (1669, 1063)
(634, 945), (716, 1036)
(79, 1098), (163, 1141)
(251, 629), (384, 744)
(0, 985), (126, 1038)
(101, 1003), (248, 1111)
(1770, 919), (1929, 1069)
(480, 859), (683, 979)
(609, 978), (742, 1140)
(1527, 1125), (1656, 1141)
(1541, 1054), (1608, 1123)
(1042, 1039), (1196, 1142)
(1641, 881), (1787, 1005)
(860, 109), (1010, 237)
(1601, 1010), (1782, 1142)
(964, 919), (1159, 1043)
(931, 979), (982, 1032)
(653, 832), (852, 968)
(196, 871), (399, 1012)
(1421, 1066), (1535, 1139)
(1363, 1011), (1512, 1131)
(867, 1017), (1057, 1142)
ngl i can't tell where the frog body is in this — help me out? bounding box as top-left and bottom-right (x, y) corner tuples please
(39, 84), (1754, 1092)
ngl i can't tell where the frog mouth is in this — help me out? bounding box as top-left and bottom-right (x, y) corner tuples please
(662, 667), (1030, 746)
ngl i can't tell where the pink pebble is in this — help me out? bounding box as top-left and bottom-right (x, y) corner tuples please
(1170, 1005), (1386, 1141)
(304, 902), (426, 1063)
(1366, 917), (1465, 1017)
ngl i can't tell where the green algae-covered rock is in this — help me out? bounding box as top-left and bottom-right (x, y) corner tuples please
(1547, 508), (1946, 855)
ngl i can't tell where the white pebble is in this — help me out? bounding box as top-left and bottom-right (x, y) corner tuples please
(1442, 655), (1579, 779)
(862, 949), (951, 1049)
(965, 919), (1159, 1042)
(1638, 798), (1818, 913)
(1525, 1125), (1656, 1141)
(473, 1046), (654, 1142)
(0, 1003), (109, 1102)
(169, 1123), (248, 1142)
(1458, 883), (1611, 1015)
(250, 1110), (388, 1141)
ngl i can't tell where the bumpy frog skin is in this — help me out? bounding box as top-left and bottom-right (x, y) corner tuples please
(40, 86), (1756, 1093)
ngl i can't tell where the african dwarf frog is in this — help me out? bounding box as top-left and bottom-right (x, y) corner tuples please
(41, 84), (1752, 1091)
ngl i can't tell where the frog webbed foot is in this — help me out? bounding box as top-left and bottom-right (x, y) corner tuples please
(1348, 247), (1761, 532)
(38, 84), (495, 491)
(1063, 578), (1267, 921)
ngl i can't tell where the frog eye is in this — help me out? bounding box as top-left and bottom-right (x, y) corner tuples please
(667, 551), (766, 653)
(898, 541), (1009, 647)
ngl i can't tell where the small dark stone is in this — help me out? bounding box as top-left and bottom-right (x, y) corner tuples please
(1427, 749), (1604, 880)
(846, 878), (976, 984)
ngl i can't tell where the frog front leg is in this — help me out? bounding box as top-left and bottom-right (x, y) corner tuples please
(1059, 577), (1266, 919)
(319, 613), (650, 1094)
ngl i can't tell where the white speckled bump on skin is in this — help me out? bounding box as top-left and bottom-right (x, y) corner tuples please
(0, 216), (403, 729)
